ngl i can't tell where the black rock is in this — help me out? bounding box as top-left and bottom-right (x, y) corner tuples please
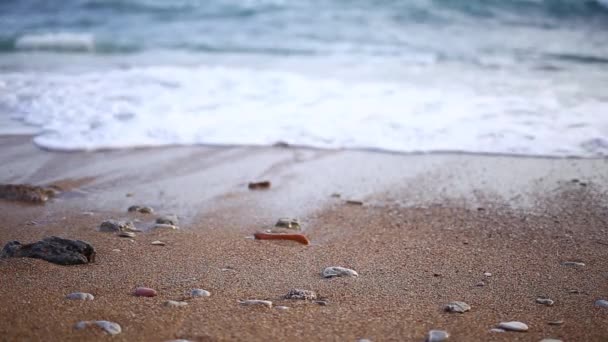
(1, 236), (95, 265)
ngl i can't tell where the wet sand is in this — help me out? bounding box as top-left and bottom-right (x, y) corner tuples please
(0, 135), (607, 341)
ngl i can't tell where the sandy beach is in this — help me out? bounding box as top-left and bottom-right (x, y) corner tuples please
(0, 135), (607, 341)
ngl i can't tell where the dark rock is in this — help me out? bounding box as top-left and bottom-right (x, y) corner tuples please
(248, 181), (271, 190)
(1, 236), (95, 265)
(128, 205), (154, 214)
(156, 215), (178, 226)
(0, 183), (58, 204)
(99, 220), (134, 233)
(275, 218), (301, 230)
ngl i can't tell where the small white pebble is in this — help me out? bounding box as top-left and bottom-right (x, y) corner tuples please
(322, 266), (358, 278)
(153, 223), (178, 230)
(490, 328), (506, 333)
(536, 298), (555, 306)
(151, 241), (166, 246)
(112, 249), (121, 252)
(190, 289), (211, 297)
(164, 300), (188, 308)
(75, 320), (121, 335)
(239, 300), (273, 308)
(444, 301), (471, 313)
(66, 292), (94, 301)
(561, 261), (585, 267)
(426, 329), (449, 342)
(595, 299), (608, 308)
(275, 306), (290, 310)
(498, 321), (529, 332)
(483, 272), (492, 277)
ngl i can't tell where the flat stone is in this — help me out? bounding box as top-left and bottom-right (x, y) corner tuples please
(314, 300), (329, 306)
(151, 241), (166, 246)
(484, 272), (492, 277)
(133, 287), (157, 297)
(444, 301), (471, 313)
(75, 320), (121, 335)
(190, 289), (211, 297)
(152, 223), (178, 230)
(561, 261), (585, 267)
(248, 181), (271, 190)
(118, 231), (136, 238)
(490, 328), (506, 333)
(548, 320), (564, 326)
(275, 218), (301, 230)
(66, 292), (94, 301)
(426, 329), (449, 342)
(239, 299), (273, 308)
(156, 215), (179, 226)
(497, 321), (529, 332)
(284, 289), (317, 300)
(275, 306), (290, 310)
(536, 298), (555, 306)
(594, 299), (608, 308)
(164, 300), (188, 307)
(322, 266), (358, 278)
(1, 236), (95, 265)
(99, 220), (135, 233)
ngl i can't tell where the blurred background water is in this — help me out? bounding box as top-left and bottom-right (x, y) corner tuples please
(0, 0), (607, 156)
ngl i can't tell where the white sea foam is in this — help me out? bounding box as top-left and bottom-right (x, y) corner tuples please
(0, 64), (607, 156)
(15, 33), (95, 52)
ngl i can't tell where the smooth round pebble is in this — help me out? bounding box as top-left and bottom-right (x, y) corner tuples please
(133, 287), (157, 297)
(322, 266), (358, 278)
(275, 306), (290, 310)
(66, 292), (94, 301)
(536, 298), (554, 306)
(164, 300), (188, 307)
(426, 329), (449, 342)
(483, 272), (492, 277)
(444, 301), (470, 313)
(595, 299), (608, 308)
(498, 321), (529, 332)
(190, 289), (211, 297)
(75, 320), (121, 335)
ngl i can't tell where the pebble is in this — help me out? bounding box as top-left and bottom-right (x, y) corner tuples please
(475, 281), (485, 287)
(133, 287), (157, 297)
(66, 292), (94, 301)
(497, 321), (529, 332)
(314, 300), (329, 306)
(483, 272), (492, 277)
(156, 214), (179, 226)
(444, 301), (471, 313)
(99, 220), (135, 233)
(426, 329), (449, 342)
(118, 231), (136, 238)
(164, 300), (188, 307)
(239, 299), (273, 308)
(275, 306), (290, 310)
(112, 249), (121, 252)
(322, 266), (358, 278)
(548, 320), (564, 326)
(561, 261), (585, 267)
(275, 218), (301, 230)
(489, 328), (506, 333)
(153, 223), (178, 230)
(248, 181), (271, 190)
(151, 241), (166, 246)
(75, 320), (121, 335)
(345, 200), (364, 206)
(190, 289), (211, 297)
(540, 339), (562, 342)
(284, 289), (317, 300)
(358, 339), (372, 342)
(536, 297), (555, 306)
(594, 299), (608, 308)
(128, 205), (154, 214)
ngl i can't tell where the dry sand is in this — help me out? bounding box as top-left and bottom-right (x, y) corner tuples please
(0, 135), (607, 341)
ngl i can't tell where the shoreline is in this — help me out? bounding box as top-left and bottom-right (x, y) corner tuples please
(0, 135), (607, 341)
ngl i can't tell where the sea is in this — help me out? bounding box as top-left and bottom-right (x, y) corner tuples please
(0, 0), (607, 156)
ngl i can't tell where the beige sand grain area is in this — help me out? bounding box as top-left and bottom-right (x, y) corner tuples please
(0, 135), (607, 341)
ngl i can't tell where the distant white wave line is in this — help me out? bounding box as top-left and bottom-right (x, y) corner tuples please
(0, 65), (607, 156)
(15, 32), (95, 52)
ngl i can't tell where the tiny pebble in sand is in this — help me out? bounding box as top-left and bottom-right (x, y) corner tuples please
(561, 261), (585, 267)
(239, 299), (273, 308)
(133, 287), (157, 297)
(594, 299), (608, 308)
(444, 301), (471, 313)
(426, 329), (449, 342)
(190, 289), (211, 297)
(75, 320), (121, 335)
(475, 281), (485, 287)
(164, 300), (188, 307)
(536, 298), (554, 306)
(322, 266), (358, 278)
(153, 223), (178, 230)
(66, 292), (94, 301)
(483, 272), (492, 277)
(151, 241), (166, 246)
(275, 306), (289, 310)
(497, 321), (529, 332)
(490, 328), (506, 333)
(548, 320), (564, 326)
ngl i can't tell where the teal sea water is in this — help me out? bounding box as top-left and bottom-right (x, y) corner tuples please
(0, 0), (607, 155)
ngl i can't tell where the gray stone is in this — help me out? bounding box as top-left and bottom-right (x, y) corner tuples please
(1, 236), (95, 265)
(548, 320), (564, 326)
(490, 328), (506, 333)
(444, 301), (471, 313)
(595, 299), (608, 308)
(497, 321), (529, 332)
(275, 218), (301, 230)
(66, 292), (94, 301)
(284, 289), (317, 300)
(75, 320), (121, 335)
(118, 231), (136, 238)
(561, 261), (585, 267)
(190, 289), (211, 297)
(156, 214), (179, 226)
(322, 266), (358, 278)
(164, 300), (188, 307)
(99, 220), (135, 233)
(426, 329), (449, 342)
(239, 299), (273, 308)
(536, 298), (554, 306)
